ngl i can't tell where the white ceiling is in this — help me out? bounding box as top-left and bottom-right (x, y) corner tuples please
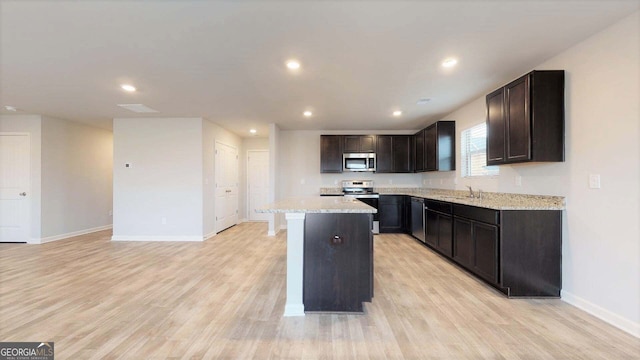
(1, 1), (638, 137)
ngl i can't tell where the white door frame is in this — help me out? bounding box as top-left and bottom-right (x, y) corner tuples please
(246, 149), (269, 222)
(0, 132), (31, 243)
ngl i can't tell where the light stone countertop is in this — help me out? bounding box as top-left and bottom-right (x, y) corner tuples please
(319, 187), (565, 210)
(257, 196), (377, 213)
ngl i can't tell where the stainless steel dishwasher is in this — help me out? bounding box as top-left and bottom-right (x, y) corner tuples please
(410, 197), (426, 243)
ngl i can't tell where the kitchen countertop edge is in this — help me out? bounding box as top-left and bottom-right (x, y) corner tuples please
(319, 187), (565, 211)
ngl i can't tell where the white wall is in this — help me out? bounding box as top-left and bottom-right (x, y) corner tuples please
(202, 119), (242, 238)
(268, 123), (282, 235)
(0, 115), (42, 241)
(40, 116), (113, 240)
(425, 12), (640, 336)
(239, 137), (269, 221)
(113, 118), (204, 241)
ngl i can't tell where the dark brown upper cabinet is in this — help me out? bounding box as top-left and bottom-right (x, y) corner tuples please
(376, 135), (413, 173)
(414, 129), (425, 172)
(343, 135), (376, 153)
(414, 121), (455, 172)
(486, 70), (565, 165)
(320, 135), (343, 173)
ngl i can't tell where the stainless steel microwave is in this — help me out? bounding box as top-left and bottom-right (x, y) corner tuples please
(343, 153), (376, 172)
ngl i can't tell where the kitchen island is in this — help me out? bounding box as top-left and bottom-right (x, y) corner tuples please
(257, 197), (377, 316)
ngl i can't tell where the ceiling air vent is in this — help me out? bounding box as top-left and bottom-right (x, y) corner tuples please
(117, 104), (159, 113)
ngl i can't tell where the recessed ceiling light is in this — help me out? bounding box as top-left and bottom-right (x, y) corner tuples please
(121, 84), (137, 92)
(4, 105), (17, 112)
(303, 111), (313, 117)
(249, 129), (257, 134)
(417, 98), (431, 105)
(286, 60), (301, 70)
(393, 110), (402, 117)
(442, 58), (458, 68)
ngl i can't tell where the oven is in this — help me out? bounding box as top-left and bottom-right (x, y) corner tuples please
(342, 180), (379, 234)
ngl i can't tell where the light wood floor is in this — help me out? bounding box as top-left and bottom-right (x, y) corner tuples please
(0, 222), (638, 359)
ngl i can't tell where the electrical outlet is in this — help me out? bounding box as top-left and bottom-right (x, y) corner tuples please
(388, 179), (393, 184)
(109, 210), (113, 216)
(300, 178), (306, 185)
(453, 177), (458, 185)
(161, 217), (167, 225)
(423, 179), (427, 185)
(589, 174), (601, 189)
(515, 175), (522, 187)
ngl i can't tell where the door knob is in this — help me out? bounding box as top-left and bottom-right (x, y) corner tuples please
(19, 192), (27, 196)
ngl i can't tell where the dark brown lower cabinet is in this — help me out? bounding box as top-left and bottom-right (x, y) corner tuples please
(379, 195), (407, 233)
(452, 204), (561, 297)
(472, 222), (499, 284)
(425, 200), (453, 257)
(303, 213), (373, 312)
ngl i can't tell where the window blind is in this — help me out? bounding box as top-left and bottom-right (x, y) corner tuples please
(461, 123), (499, 177)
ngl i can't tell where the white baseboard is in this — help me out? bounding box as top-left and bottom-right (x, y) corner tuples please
(33, 225), (113, 244)
(111, 235), (204, 242)
(203, 231), (216, 240)
(283, 304), (305, 317)
(267, 230), (276, 236)
(562, 290), (640, 338)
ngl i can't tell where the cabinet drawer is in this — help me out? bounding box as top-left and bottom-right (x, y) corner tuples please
(453, 204), (499, 225)
(426, 200), (452, 214)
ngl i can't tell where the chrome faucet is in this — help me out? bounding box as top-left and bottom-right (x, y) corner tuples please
(466, 186), (474, 198)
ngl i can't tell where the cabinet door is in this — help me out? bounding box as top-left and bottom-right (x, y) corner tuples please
(425, 209), (438, 247)
(436, 213), (453, 257)
(436, 122), (456, 171)
(320, 135), (343, 173)
(414, 130), (425, 172)
(392, 135), (412, 173)
(473, 222), (499, 284)
(379, 195), (405, 233)
(304, 213), (372, 312)
(343, 136), (361, 153)
(486, 88), (506, 165)
(375, 135), (393, 173)
(425, 125), (437, 171)
(360, 135), (376, 152)
(453, 218), (473, 268)
(505, 75), (531, 162)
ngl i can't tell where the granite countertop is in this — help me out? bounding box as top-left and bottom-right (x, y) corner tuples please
(319, 187), (565, 210)
(257, 196), (378, 213)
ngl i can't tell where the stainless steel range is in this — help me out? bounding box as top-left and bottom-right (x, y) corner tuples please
(342, 180), (379, 234)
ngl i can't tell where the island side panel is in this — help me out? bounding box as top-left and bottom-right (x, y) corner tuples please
(500, 210), (562, 297)
(303, 213), (373, 312)
(284, 212), (306, 316)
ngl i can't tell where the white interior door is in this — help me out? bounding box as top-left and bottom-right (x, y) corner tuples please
(0, 134), (30, 242)
(248, 150), (270, 221)
(215, 141), (238, 233)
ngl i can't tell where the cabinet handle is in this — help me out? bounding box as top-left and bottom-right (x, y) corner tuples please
(330, 235), (344, 245)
